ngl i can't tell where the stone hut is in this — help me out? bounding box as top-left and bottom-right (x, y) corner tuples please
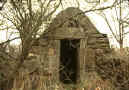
(32, 7), (110, 85)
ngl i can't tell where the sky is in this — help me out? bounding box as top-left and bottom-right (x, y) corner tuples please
(0, 0), (129, 48)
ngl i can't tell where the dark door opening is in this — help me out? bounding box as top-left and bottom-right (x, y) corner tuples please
(59, 39), (80, 84)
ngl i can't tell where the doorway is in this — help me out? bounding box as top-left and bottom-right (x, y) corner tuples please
(59, 39), (80, 84)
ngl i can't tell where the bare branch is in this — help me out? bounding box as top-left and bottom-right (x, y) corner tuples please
(102, 13), (120, 43)
(0, 37), (20, 45)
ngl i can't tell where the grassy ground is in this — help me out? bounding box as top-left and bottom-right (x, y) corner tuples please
(1, 49), (129, 90)
(5, 72), (115, 90)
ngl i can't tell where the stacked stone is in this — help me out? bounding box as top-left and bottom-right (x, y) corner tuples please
(87, 33), (110, 50)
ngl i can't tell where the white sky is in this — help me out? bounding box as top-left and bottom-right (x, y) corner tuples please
(0, 0), (129, 48)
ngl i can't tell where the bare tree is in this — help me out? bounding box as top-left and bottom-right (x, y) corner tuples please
(84, 0), (129, 48)
(0, 0), (61, 81)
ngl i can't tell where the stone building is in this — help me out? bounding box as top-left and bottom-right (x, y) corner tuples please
(31, 7), (110, 86)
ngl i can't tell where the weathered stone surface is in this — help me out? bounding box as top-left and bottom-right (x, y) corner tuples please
(31, 7), (110, 87)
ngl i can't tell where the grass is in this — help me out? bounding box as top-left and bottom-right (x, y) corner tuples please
(1, 48), (129, 90)
(6, 71), (115, 90)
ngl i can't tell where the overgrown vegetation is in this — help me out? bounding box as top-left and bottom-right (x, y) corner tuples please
(95, 49), (129, 90)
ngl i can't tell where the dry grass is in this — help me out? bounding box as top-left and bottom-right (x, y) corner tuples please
(0, 69), (114, 90)
(78, 72), (116, 90)
(95, 49), (129, 90)
(11, 72), (55, 90)
(1, 48), (129, 90)
(2, 71), (115, 90)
